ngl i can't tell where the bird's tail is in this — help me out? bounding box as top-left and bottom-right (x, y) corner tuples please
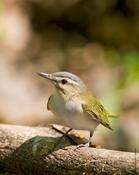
(107, 112), (117, 118)
(101, 122), (113, 131)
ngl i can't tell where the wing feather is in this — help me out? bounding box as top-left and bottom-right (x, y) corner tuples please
(82, 98), (112, 130)
(47, 95), (52, 110)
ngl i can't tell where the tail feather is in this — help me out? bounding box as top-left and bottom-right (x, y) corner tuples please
(101, 122), (113, 130)
(107, 112), (117, 118)
(105, 124), (113, 130)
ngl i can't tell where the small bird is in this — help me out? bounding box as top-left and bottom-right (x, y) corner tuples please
(38, 71), (113, 147)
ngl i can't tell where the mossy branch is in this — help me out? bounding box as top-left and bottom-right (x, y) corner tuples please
(0, 124), (138, 175)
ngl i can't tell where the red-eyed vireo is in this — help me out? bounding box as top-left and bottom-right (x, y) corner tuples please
(38, 71), (113, 147)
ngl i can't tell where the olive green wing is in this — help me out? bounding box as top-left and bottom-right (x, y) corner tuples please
(47, 95), (52, 110)
(82, 98), (112, 130)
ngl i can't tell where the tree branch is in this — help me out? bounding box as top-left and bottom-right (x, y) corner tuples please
(0, 124), (138, 175)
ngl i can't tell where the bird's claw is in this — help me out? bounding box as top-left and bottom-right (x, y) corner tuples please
(74, 142), (90, 150)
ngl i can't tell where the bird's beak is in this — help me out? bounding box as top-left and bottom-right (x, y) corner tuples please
(37, 72), (56, 82)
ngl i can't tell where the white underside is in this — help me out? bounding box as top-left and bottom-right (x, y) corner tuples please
(56, 112), (98, 131)
(48, 93), (99, 131)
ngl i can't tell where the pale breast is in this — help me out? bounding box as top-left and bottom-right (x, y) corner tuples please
(48, 93), (83, 115)
(48, 93), (98, 131)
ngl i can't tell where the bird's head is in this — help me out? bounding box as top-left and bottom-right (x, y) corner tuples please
(38, 71), (86, 98)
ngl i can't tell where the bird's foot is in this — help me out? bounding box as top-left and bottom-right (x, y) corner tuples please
(74, 142), (90, 150)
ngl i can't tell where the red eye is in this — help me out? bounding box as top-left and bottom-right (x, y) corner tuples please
(61, 79), (67, 84)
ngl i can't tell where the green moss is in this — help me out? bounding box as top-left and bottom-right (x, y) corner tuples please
(18, 136), (73, 157)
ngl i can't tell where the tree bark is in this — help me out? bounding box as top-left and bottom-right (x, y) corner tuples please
(0, 124), (138, 175)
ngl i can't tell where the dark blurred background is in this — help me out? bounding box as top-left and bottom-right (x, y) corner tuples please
(0, 0), (139, 152)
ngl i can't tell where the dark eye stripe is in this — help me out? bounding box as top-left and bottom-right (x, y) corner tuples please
(58, 75), (78, 82)
(53, 72), (82, 83)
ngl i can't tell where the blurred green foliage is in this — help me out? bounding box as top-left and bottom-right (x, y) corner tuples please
(124, 52), (139, 85)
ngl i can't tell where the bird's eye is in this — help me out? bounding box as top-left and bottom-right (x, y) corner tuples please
(61, 79), (68, 85)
